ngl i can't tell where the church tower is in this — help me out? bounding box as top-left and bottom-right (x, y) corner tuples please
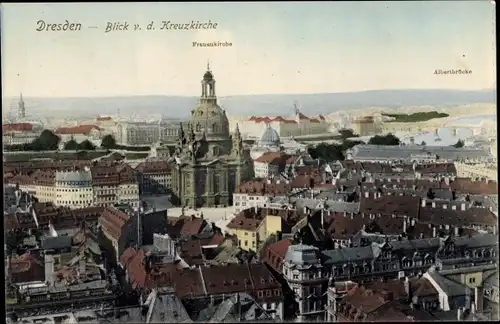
(201, 61), (216, 104)
(17, 92), (25, 119)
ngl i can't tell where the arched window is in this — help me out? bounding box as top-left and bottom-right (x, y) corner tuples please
(196, 123), (201, 132)
(212, 123), (217, 133)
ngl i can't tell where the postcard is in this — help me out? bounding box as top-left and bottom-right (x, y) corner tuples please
(2, 2), (497, 323)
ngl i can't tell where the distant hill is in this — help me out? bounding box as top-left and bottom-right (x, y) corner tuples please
(2, 89), (495, 120)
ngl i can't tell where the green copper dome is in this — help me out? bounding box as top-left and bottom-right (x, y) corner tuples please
(203, 71), (213, 81)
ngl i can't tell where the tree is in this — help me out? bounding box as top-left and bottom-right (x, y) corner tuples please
(452, 139), (464, 148)
(308, 143), (344, 161)
(338, 128), (359, 140)
(31, 129), (60, 151)
(64, 139), (80, 151)
(368, 133), (400, 146)
(421, 141), (426, 146)
(79, 139), (96, 151)
(101, 134), (117, 149)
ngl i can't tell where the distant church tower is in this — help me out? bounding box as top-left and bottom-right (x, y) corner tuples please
(17, 93), (26, 119)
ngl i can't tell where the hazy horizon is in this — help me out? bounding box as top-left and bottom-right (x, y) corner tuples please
(2, 88), (497, 101)
(2, 2), (496, 98)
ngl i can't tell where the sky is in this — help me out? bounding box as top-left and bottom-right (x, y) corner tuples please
(1, 1), (496, 98)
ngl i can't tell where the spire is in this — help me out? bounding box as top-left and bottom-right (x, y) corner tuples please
(19, 92), (24, 102)
(207, 59), (210, 71)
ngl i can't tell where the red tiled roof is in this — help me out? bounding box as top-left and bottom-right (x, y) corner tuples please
(96, 116), (112, 121)
(99, 206), (131, 240)
(10, 252), (45, 284)
(135, 161), (171, 174)
(360, 195), (421, 219)
(55, 125), (100, 135)
(254, 152), (286, 164)
(450, 178), (497, 195)
(3, 123), (33, 132)
(268, 239), (291, 258)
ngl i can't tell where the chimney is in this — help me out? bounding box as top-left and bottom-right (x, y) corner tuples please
(454, 227), (459, 236)
(404, 276), (412, 299)
(44, 254), (55, 285)
(452, 205), (456, 210)
(432, 202), (436, 208)
(457, 307), (464, 320)
(443, 204), (447, 209)
(365, 191), (369, 198)
(432, 226), (437, 238)
(461, 203), (466, 211)
(403, 218), (407, 233)
(475, 287), (483, 312)
(471, 302), (476, 314)
(78, 259), (86, 277)
(421, 199), (426, 207)
(410, 219), (415, 227)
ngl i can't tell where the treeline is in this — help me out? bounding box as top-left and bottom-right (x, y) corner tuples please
(5, 130), (61, 151)
(308, 140), (365, 161)
(100, 135), (151, 151)
(383, 111), (449, 123)
(308, 133), (401, 162)
(4, 131), (151, 152)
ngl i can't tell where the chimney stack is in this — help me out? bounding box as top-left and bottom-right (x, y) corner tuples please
(421, 199), (426, 207)
(403, 218), (407, 233)
(432, 202), (436, 208)
(404, 276), (412, 299)
(475, 287), (483, 312)
(443, 204), (447, 209)
(454, 227), (459, 236)
(432, 226), (437, 238)
(78, 259), (86, 277)
(457, 307), (464, 320)
(44, 254), (55, 286)
(365, 191), (369, 198)
(461, 203), (466, 211)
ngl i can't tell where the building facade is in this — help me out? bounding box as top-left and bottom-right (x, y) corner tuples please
(250, 124), (282, 160)
(135, 161), (172, 195)
(54, 169), (94, 209)
(234, 106), (329, 140)
(170, 66), (252, 208)
(114, 121), (180, 146)
(283, 244), (329, 322)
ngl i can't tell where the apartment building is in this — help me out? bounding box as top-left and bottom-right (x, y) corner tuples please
(135, 160), (172, 195)
(5, 161), (140, 209)
(253, 152), (287, 179)
(226, 207), (285, 252)
(91, 163), (140, 208)
(54, 168), (94, 209)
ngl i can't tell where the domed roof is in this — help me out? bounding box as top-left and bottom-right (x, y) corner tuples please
(203, 71), (213, 81)
(259, 123), (280, 146)
(191, 101), (229, 138)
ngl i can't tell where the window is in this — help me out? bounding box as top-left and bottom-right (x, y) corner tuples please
(244, 240), (248, 247)
(293, 274), (299, 280)
(266, 290), (272, 297)
(258, 291), (264, 297)
(469, 277), (476, 284)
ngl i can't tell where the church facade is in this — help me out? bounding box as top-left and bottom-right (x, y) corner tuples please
(170, 66), (253, 209)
